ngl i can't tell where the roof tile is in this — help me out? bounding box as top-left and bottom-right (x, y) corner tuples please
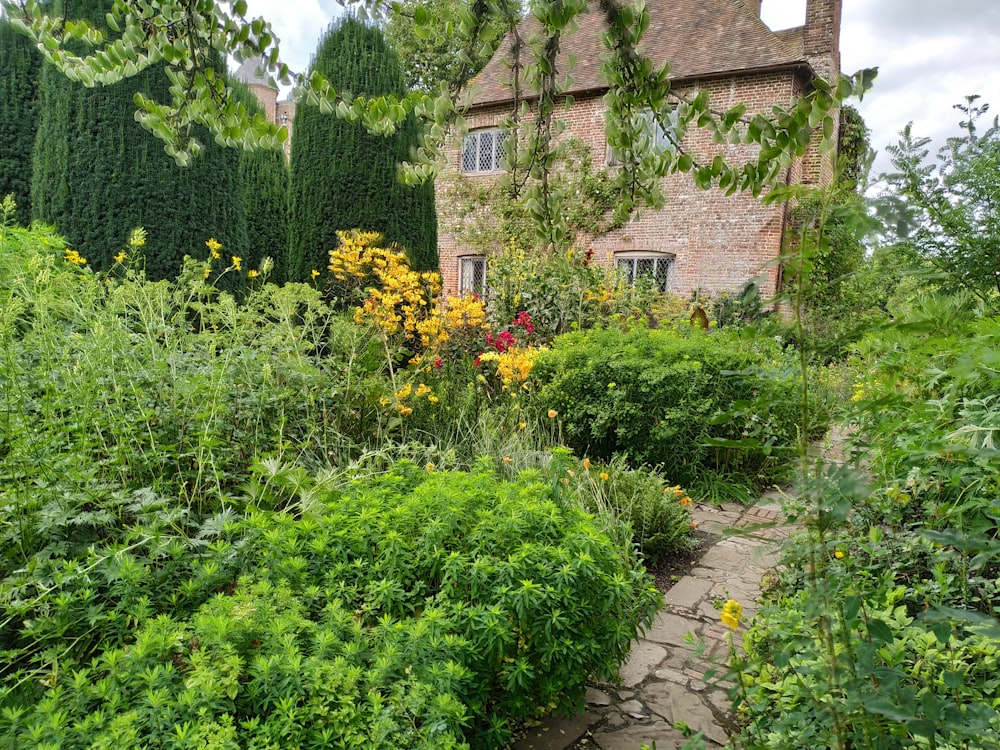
(468, 0), (805, 106)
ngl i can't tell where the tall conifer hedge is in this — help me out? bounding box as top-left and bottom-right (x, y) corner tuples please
(30, 0), (247, 278)
(0, 21), (40, 225)
(231, 80), (290, 283)
(287, 16), (437, 282)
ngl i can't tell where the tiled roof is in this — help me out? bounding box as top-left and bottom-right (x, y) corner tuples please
(467, 0), (806, 106)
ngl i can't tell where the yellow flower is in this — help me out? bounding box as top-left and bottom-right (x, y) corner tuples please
(502, 456), (513, 464)
(64, 248), (87, 266)
(203, 266), (211, 280)
(416, 383), (432, 398)
(582, 458), (591, 470)
(400, 406), (413, 416)
(247, 269), (259, 279)
(548, 409), (558, 419)
(599, 472), (610, 481)
(680, 495), (692, 506)
(230, 256), (242, 272)
(834, 549), (845, 559)
(311, 269), (320, 280)
(720, 599), (743, 631)
(425, 462), (436, 473)
(428, 395), (439, 404)
(113, 251), (127, 264)
(519, 421), (527, 430)
(206, 237), (222, 259)
(129, 227), (147, 248)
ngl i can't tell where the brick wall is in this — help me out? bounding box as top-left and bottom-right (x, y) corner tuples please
(437, 69), (833, 299)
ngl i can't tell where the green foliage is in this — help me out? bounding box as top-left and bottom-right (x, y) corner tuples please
(30, 0), (249, 279)
(881, 96), (1000, 304)
(485, 244), (672, 342)
(733, 296), (1000, 748)
(384, 0), (516, 92)
(532, 326), (804, 494)
(288, 16), (437, 281)
(1, 225), (664, 748)
(558, 453), (696, 560)
(837, 104), (871, 191)
(231, 80), (289, 284)
(0, 224), (382, 508)
(0, 19), (40, 225)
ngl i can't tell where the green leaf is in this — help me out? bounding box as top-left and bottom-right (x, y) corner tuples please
(867, 618), (893, 644)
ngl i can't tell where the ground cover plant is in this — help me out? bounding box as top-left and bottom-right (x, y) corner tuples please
(1, 461), (661, 749)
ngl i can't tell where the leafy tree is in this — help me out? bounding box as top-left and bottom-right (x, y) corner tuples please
(881, 96), (1000, 303)
(30, 0), (248, 278)
(384, 0), (516, 92)
(287, 16), (437, 281)
(0, 18), (40, 225)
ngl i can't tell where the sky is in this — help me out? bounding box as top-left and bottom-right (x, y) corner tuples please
(246, 0), (1000, 179)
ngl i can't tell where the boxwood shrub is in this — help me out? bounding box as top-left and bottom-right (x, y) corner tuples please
(533, 326), (803, 493)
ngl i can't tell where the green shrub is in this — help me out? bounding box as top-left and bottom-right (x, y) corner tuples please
(1, 464), (662, 749)
(0, 225), (387, 508)
(533, 326), (804, 495)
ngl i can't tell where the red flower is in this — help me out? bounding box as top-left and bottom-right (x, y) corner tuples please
(473, 356), (481, 368)
(433, 357), (442, 369)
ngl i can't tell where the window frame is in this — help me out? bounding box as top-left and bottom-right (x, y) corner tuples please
(458, 255), (488, 296)
(615, 251), (675, 292)
(607, 108), (679, 166)
(461, 128), (509, 174)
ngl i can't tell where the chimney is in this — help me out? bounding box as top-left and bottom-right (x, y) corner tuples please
(803, 0), (842, 79)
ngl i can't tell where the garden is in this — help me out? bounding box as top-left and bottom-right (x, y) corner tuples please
(0, 201), (811, 747)
(2, 0), (1000, 745)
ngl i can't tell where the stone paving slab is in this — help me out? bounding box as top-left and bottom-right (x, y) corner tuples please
(511, 499), (794, 750)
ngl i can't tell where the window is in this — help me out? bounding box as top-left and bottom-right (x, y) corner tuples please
(616, 252), (674, 292)
(459, 256), (487, 296)
(462, 128), (508, 173)
(607, 109), (678, 166)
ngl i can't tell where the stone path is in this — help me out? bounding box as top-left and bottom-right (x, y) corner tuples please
(513, 497), (792, 750)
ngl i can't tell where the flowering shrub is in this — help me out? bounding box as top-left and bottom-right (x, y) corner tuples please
(486, 243), (679, 342)
(328, 229), (442, 349)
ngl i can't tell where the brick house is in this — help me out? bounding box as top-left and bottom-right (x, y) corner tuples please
(436, 0), (842, 299)
(232, 58), (296, 160)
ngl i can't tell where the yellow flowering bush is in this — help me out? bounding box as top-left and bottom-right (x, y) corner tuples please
(328, 230), (441, 348)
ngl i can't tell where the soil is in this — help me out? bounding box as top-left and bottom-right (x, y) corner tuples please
(644, 529), (720, 595)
